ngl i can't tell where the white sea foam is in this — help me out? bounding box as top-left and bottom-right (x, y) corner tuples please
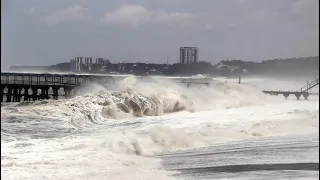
(1, 76), (319, 180)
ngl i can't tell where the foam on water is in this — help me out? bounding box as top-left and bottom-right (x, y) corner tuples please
(1, 76), (269, 130)
(1, 76), (319, 179)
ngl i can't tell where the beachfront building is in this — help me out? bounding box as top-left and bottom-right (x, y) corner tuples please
(179, 47), (199, 64)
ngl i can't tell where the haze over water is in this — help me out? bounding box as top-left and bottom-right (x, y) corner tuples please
(1, 75), (319, 180)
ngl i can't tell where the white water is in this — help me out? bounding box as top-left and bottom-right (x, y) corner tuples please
(1, 76), (319, 180)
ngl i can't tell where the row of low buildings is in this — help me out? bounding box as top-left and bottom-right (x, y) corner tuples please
(69, 47), (199, 72)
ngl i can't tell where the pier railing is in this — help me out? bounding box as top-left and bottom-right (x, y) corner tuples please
(263, 77), (319, 100)
(300, 78), (319, 92)
(1, 73), (115, 87)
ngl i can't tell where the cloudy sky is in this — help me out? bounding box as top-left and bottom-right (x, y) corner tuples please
(1, 0), (319, 70)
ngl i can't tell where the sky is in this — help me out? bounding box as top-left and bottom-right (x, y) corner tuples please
(1, 0), (319, 70)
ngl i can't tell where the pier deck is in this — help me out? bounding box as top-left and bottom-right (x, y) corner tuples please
(1, 72), (115, 102)
(262, 78), (319, 100)
(262, 90), (311, 100)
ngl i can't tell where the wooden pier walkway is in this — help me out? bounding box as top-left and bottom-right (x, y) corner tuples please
(1, 72), (115, 102)
(262, 78), (319, 100)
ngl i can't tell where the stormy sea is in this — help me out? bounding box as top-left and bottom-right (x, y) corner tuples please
(1, 75), (319, 180)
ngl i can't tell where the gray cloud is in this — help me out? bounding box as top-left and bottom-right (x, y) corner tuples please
(100, 4), (196, 28)
(28, 7), (36, 15)
(1, 0), (319, 71)
(42, 5), (87, 25)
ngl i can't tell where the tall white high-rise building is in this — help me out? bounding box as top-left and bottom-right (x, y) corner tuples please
(179, 47), (199, 64)
(70, 59), (76, 72)
(75, 57), (83, 72)
(85, 57), (93, 71)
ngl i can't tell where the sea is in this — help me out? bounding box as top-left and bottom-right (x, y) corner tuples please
(1, 75), (319, 180)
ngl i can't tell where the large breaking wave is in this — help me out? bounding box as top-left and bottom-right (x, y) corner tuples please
(1, 76), (268, 128)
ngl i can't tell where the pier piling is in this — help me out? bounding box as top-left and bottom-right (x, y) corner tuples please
(52, 87), (60, 100)
(6, 87), (13, 102)
(23, 87), (29, 101)
(294, 93), (301, 100)
(0, 86), (4, 102)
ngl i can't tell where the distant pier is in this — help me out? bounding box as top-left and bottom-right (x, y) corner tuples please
(262, 90), (311, 100)
(262, 78), (319, 100)
(1, 73), (115, 102)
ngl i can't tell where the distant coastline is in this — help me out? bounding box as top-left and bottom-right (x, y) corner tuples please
(9, 56), (319, 78)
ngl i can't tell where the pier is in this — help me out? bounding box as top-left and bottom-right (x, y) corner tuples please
(1, 73), (218, 103)
(3, 72), (317, 102)
(262, 78), (319, 100)
(180, 76), (241, 87)
(1, 73), (115, 102)
(180, 78), (214, 88)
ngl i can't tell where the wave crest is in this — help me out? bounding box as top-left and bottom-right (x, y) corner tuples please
(2, 76), (268, 128)
(97, 88), (192, 119)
